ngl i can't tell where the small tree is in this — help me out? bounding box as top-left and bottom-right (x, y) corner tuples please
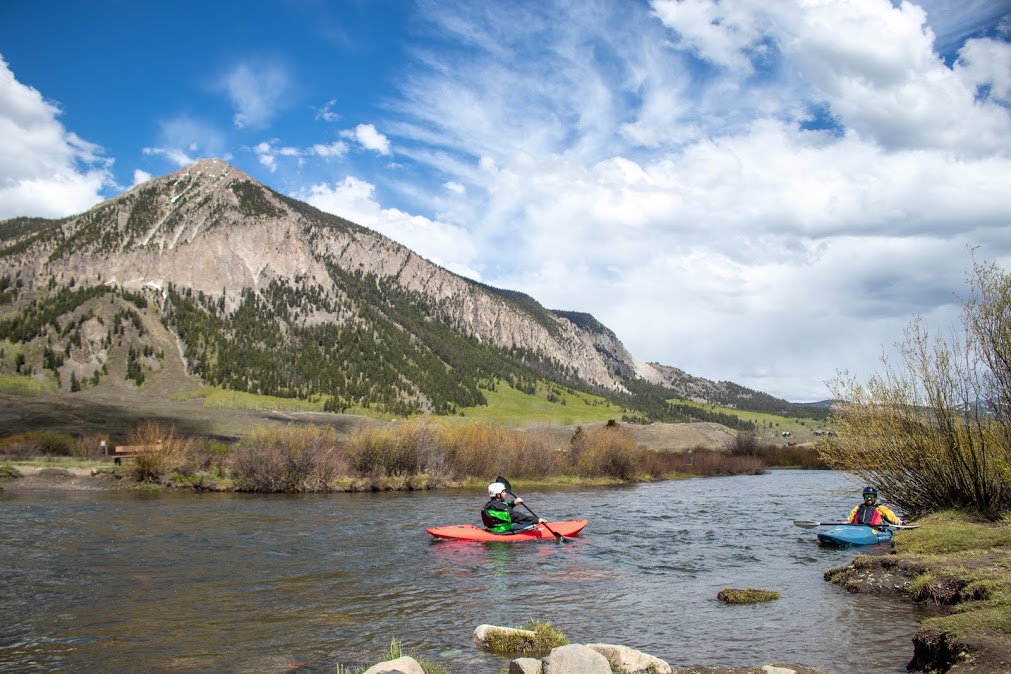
(821, 258), (1011, 519)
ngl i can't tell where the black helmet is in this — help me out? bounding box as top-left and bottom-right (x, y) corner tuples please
(863, 486), (878, 497)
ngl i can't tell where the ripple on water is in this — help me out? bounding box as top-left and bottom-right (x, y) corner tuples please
(0, 472), (931, 674)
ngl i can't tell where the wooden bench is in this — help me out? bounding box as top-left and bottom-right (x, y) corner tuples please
(111, 444), (161, 465)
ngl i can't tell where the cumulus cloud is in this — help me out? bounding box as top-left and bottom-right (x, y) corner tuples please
(0, 55), (111, 218)
(372, 0), (1011, 400)
(342, 123), (391, 155)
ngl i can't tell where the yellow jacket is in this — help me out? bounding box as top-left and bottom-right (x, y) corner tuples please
(848, 503), (900, 525)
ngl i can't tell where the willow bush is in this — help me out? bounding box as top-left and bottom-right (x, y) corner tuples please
(229, 424), (346, 492)
(821, 259), (1011, 520)
(127, 420), (198, 483)
(570, 423), (642, 479)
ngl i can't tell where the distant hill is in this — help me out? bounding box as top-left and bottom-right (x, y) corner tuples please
(0, 159), (827, 424)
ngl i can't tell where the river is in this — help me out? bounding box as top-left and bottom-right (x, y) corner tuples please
(0, 470), (932, 673)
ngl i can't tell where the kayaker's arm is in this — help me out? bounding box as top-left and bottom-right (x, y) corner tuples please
(878, 505), (902, 525)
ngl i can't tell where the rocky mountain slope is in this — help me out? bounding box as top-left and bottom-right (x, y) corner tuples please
(0, 159), (806, 419)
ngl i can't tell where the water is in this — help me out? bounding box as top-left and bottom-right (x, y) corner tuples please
(0, 471), (931, 673)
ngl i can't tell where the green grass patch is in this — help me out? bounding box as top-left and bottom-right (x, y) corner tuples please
(0, 374), (58, 396)
(672, 399), (832, 435)
(455, 380), (621, 425)
(171, 387), (397, 420)
(4, 458), (110, 470)
(895, 511), (1011, 555)
(481, 621), (569, 656)
(188, 388), (327, 412)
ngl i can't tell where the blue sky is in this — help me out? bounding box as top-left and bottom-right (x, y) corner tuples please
(2, 0), (1011, 402)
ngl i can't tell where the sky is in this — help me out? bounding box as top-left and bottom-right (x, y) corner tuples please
(2, 0), (1011, 403)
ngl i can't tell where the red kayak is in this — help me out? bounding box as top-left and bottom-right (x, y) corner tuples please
(427, 519), (588, 542)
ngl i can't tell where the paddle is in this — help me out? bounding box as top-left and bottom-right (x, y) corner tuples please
(496, 476), (570, 543)
(793, 519), (919, 529)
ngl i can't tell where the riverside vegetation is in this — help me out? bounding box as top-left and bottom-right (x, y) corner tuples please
(819, 257), (1011, 673)
(0, 419), (824, 492)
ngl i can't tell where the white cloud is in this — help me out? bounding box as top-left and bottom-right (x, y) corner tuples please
(371, 0), (1011, 401)
(315, 98), (341, 123)
(0, 55), (111, 218)
(650, 0), (766, 73)
(342, 123), (391, 155)
(251, 138), (348, 172)
(955, 37), (1011, 103)
(132, 169), (152, 186)
(298, 176), (481, 279)
(220, 60), (291, 129)
(312, 141), (348, 158)
(143, 116), (229, 168)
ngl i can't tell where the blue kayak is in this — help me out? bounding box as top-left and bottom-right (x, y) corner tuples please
(817, 525), (893, 547)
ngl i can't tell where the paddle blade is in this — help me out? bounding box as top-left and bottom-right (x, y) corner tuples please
(792, 520), (823, 529)
(496, 476), (513, 493)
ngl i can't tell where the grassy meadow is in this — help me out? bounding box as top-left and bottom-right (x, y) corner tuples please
(673, 399), (833, 437)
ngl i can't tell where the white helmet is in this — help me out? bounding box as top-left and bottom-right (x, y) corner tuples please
(488, 482), (507, 496)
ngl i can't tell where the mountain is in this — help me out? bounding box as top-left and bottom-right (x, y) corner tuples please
(0, 159), (821, 421)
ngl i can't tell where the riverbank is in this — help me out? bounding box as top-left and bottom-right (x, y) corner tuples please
(825, 512), (1011, 673)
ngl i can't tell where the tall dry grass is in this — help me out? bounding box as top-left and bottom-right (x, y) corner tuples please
(127, 420), (198, 483)
(229, 424), (347, 492)
(570, 424), (641, 479)
(71, 433), (111, 459)
(435, 422), (564, 480)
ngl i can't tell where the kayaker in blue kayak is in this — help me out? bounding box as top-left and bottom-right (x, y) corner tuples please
(482, 482), (547, 533)
(848, 486), (903, 527)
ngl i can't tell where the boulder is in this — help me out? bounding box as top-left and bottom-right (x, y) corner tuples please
(762, 666), (797, 674)
(361, 655), (424, 674)
(586, 643), (673, 674)
(542, 644), (612, 674)
(509, 656), (543, 674)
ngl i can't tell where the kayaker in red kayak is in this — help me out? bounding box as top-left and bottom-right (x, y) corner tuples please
(482, 482), (547, 533)
(848, 486), (902, 527)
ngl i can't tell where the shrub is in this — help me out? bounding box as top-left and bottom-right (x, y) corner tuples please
(435, 422), (562, 480)
(821, 259), (1011, 519)
(71, 433), (110, 459)
(726, 430), (760, 456)
(126, 421), (197, 483)
(570, 424), (642, 479)
(229, 424), (346, 492)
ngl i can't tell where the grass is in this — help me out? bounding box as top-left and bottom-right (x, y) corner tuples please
(479, 621), (569, 656)
(335, 637), (449, 674)
(165, 380), (624, 425)
(716, 587), (781, 604)
(172, 387), (328, 412)
(891, 511), (1011, 641)
(2, 457), (111, 470)
(455, 381), (622, 426)
(672, 399), (833, 436)
(0, 374), (58, 396)
(896, 511), (1011, 555)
